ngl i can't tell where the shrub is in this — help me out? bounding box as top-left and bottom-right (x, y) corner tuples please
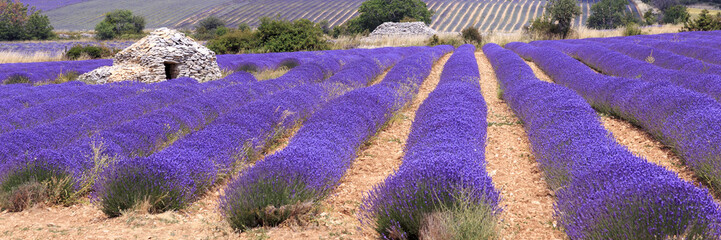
(623, 22), (643, 36)
(662, 5), (689, 24)
(256, 17), (329, 52)
(346, 0), (434, 34)
(683, 9), (721, 31)
(95, 10), (145, 40)
(3, 74), (30, 84)
(0, 181), (47, 212)
(427, 34), (462, 47)
(0, 1), (54, 41)
(207, 29), (259, 54)
(460, 26), (483, 45)
(65, 44), (115, 60)
(237, 22), (251, 31)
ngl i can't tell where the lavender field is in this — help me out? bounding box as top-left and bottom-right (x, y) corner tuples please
(1, 31), (721, 239)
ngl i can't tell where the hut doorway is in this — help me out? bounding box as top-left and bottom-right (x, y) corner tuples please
(164, 61), (180, 80)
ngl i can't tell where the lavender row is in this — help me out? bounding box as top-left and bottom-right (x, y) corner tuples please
(218, 45), (452, 230)
(533, 40), (721, 103)
(0, 81), (89, 116)
(579, 39), (721, 76)
(0, 82), (147, 133)
(515, 41), (721, 193)
(0, 77), (214, 165)
(0, 55), (346, 206)
(0, 59), (113, 84)
(361, 44), (501, 239)
(499, 42), (721, 239)
(95, 52), (403, 216)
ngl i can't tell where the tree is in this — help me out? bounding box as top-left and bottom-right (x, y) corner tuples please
(587, 0), (631, 29)
(196, 16), (225, 32)
(662, 5), (689, 24)
(346, 0), (434, 33)
(0, 0), (54, 41)
(683, 9), (721, 31)
(545, 0), (582, 38)
(95, 10), (145, 40)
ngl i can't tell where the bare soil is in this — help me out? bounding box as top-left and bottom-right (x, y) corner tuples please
(480, 54), (565, 240)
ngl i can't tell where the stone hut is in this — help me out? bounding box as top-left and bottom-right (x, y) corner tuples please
(79, 28), (222, 84)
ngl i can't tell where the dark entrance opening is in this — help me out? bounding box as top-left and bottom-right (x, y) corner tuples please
(164, 61), (179, 80)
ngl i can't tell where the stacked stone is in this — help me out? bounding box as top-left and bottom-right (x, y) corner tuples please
(368, 22), (438, 37)
(79, 28), (222, 84)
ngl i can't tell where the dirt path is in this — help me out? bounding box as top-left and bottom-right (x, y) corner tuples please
(478, 53), (565, 239)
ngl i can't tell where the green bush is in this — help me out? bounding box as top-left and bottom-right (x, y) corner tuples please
(345, 0), (434, 34)
(207, 29), (259, 54)
(65, 44), (115, 60)
(95, 10), (145, 40)
(623, 23), (644, 36)
(683, 9), (721, 31)
(257, 17), (329, 52)
(238, 22), (251, 31)
(460, 26), (483, 45)
(662, 5), (690, 24)
(0, 1), (54, 41)
(3, 74), (30, 85)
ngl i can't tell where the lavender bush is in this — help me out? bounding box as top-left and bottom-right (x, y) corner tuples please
(500, 42), (721, 239)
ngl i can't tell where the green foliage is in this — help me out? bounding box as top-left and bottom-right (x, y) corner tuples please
(3, 74), (29, 84)
(587, 0), (636, 29)
(193, 16), (227, 40)
(238, 22), (251, 31)
(319, 19), (331, 34)
(644, 9), (657, 25)
(460, 26), (483, 46)
(98, 167), (186, 217)
(197, 16), (225, 32)
(545, 0), (582, 38)
(526, 16), (562, 40)
(346, 0), (434, 34)
(256, 17), (329, 52)
(623, 23), (644, 36)
(95, 10), (145, 40)
(683, 9), (721, 31)
(0, 0), (54, 41)
(662, 5), (690, 24)
(207, 29), (259, 54)
(0, 163), (75, 211)
(65, 44), (115, 60)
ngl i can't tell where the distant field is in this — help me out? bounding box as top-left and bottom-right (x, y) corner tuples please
(688, 7), (721, 19)
(24, 0), (640, 32)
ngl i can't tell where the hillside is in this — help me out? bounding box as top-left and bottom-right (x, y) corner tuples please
(24, 0), (641, 32)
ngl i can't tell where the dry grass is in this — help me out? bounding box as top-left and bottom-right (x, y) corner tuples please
(252, 66), (291, 81)
(0, 51), (65, 63)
